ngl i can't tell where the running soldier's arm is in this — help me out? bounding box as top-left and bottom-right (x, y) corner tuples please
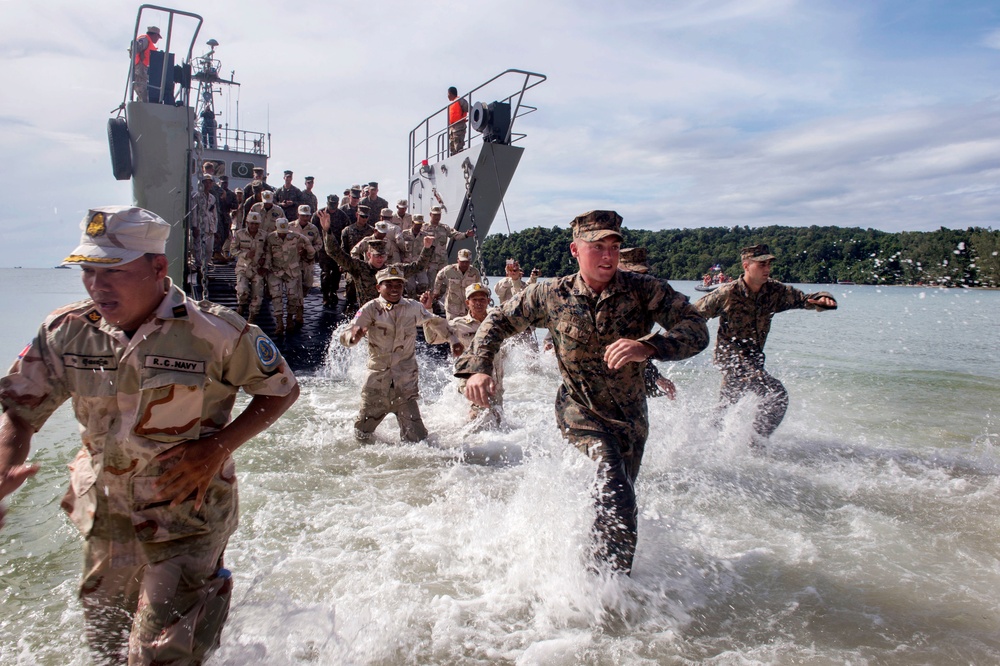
(641, 280), (710, 361)
(693, 287), (724, 319)
(323, 230), (367, 273)
(340, 301), (377, 347)
(767, 283), (837, 314)
(400, 243), (434, 278)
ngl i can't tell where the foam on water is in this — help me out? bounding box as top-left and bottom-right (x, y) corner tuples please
(3, 281), (1000, 664)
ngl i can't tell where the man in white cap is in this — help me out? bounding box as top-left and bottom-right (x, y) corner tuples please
(131, 26), (161, 102)
(352, 217), (401, 264)
(250, 189), (283, 235)
(265, 218), (314, 335)
(432, 247), (482, 319)
(294, 204), (323, 295)
(340, 266), (458, 442)
(0, 206), (299, 663)
(231, 211), (268, 322)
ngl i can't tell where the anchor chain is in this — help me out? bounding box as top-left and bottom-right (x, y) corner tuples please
(463, 161), (494, 305)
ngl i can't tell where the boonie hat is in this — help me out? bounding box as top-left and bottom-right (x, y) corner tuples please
(374, 221), (389, 233)
(261, 190), (274, 202)
(376, 266), (404, 283)
(457, 248), (472, 261)
(741, 244), (776, 262)
(571, 210), (623, 242)
(63, 206), (169, 266)
(298, 204), (312, 216)
(465, 282), (490, 299)
(276, 218), (289, 231)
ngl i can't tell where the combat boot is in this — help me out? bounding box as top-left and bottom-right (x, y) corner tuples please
(294, 305), (304, 330)
(286, 313), (295, 333)
(273, 319), (285, 336)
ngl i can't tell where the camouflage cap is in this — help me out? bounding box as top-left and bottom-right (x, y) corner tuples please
(304, 176), (314, 182)
(276, 218), (290, 231)
(741, 244), (776, 262)
(366, 239), (387, 255)
(376, 265), (404, 283)
(368, 181), (379, 188)
(571, 210), (623, 242)
(327, 194), (339, 203)
(283, 169), (293, 176)
(63, 206), (169, 266)
(350, 188), (362, 198)
(247, 211), (262, 224)
(465, 282), (490, 299)
(457, 248), (472, 261)
(297, 204), (312, 216)
(357, 205), (370, 217)
(380, 207), (393, 218)
(261, 190), (275, 202)
(252, 166), (265, 174)
(412, 214), (425, 224)
(619, 247), (649, 274)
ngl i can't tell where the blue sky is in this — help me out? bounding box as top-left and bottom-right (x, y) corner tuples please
(0, 0), (998, 267)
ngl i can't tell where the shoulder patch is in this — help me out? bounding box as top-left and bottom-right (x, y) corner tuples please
(255, 335), (280, 369)
(172, 304), (188, 318)
(86, 310), (102, 323)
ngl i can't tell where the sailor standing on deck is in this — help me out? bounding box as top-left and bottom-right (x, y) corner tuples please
(0, 206), (298, 664)
(447, 86), (470, 155)
(340, 266), (459, 442)
(457, 211), (709, 575)
(693, 244), (837, 441)
(131, 26), (161, 102)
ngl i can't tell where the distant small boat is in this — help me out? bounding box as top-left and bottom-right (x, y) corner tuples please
(694, 283), (719, 292)
(54, 265), (72, 269)
(837, 280), (855, 285)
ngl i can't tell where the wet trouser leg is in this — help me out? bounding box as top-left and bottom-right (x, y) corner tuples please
(356, 388), (428, 442)
(81, 536), (232, 666)
(566, 429), (644, 575)
(720, 366), (789, 437)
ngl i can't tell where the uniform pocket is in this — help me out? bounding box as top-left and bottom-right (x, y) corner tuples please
(555, 318), (592, 345)
(134, 371), (205, 444)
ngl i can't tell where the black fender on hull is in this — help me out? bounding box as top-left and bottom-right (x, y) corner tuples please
(108, 117), (132, 181)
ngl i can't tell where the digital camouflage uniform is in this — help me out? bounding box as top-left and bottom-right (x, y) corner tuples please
(0, 281), (296, 664)
(189, 189), (218, 283)
(294, 220), (323, 292)
(324, 235), (433, 308)
(694, 278), (836, 437)
(455, 270), (709, 572)
(249, 202), (284, 235)
(361, 195), (388, 222)
(398, 227), (431, 295)
(340, 290), (456, 441)
(265, 229), (315, 333)
(231, 226), (267, 321)
(313, 206), (350, 307)
(341, 222), (375, 256)
(433, 263), (482, 319)
(424, 221), (467, 288)
(275, 184), (303, 221)
(300, 190), (318, 218)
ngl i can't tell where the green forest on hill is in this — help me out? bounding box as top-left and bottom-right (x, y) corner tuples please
(479, 225), (1000, 287)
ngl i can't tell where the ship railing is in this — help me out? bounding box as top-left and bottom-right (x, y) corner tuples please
(204, 126), (269, 156)
(122, 5), (204, 108)
(408, 69), (546, 175)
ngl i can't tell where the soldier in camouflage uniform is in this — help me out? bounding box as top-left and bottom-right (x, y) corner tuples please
(339, 187), (362, 223)
(190, 173), (219, 287)
(250, 190), (284, 236)
(340, 206), (375, 310)
(494, 259), (538, 304)
(231, 211), (267, 322)
(300, 176), (319, 219)
(457, 211), (709, 574)
(398, 215), (431, 296)
(432, 248), (482, 319)
(360, 182), (388, 226)
(694, 244), (837, 439)
(294, 205), (323, 294)
(391, 199), (412, 232)
(313, 195), (350, 309)
(0, 206), (298, 664)
(265, 218), (315, 335)
(340, 266), (459, 442)
(425, 205), (475, 289)
(275, 170), (303, 221)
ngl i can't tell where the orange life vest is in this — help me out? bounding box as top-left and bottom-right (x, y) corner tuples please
(449, 99), (467, 125)
(134, 33), (158, 67)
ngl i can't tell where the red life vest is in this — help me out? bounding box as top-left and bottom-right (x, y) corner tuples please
(449, 99), (467, 125)
(134, 33), (158, 67)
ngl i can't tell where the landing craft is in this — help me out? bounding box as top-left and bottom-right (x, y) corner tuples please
(109, 5), (545, 370)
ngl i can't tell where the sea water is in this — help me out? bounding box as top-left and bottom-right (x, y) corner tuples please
(1, 268), (998, 665)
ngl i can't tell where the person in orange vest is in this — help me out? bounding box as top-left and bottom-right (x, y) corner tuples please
(132, 26), (161, 102)
(447, 86), (469, 156)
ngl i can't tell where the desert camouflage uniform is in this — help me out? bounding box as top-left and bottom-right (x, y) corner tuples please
(433, 263), (482, 319)
(324, 236), (433, 308)
(694, 278), (836, 437)
(293, 221), (323, 292)
(352, 234), (402, 265)
(494, 274), (537, 304)
(455, 270), (709, 572)
(341, 296), (456, 441)
(189, 189), (218, 282)
(398, 227), (431, 295)
(0, 281), (296, 664)
(391, 210), (412, 232)
(424, 221), (467, 288)
(313, 207), (350, 307)
(433, 314), (507, 423)
(231, 226), (267, 321)
(265, 230), (315, 331)
(248, 202), (284, 235)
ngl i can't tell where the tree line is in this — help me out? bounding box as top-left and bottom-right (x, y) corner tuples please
(478, 225), (1000, 287)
